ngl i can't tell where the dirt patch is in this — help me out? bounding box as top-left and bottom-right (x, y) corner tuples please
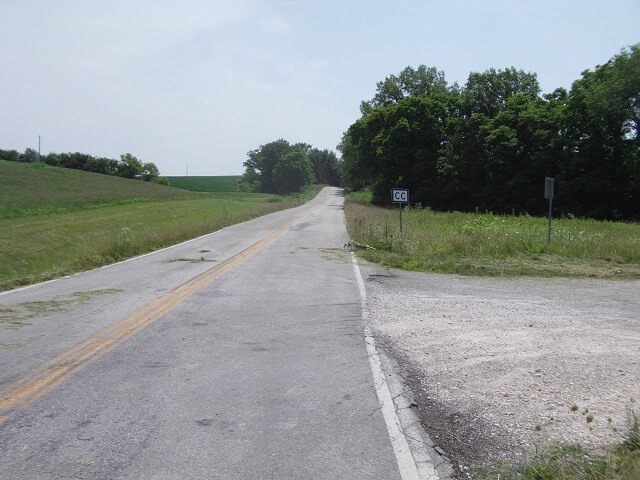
(0, 289), (124, 330)
(163, 257), (215, 264)
(362, 266), (640, 477)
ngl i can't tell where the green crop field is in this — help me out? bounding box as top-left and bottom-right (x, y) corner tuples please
(345, 190), (640, 279)
(0, 161), (319, 290)
(166, 176), (240, 192)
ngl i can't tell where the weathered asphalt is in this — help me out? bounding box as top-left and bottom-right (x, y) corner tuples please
(0, 188), (405, 479)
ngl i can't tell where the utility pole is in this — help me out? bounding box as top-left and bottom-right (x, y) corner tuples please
(38, 135), (41, 160)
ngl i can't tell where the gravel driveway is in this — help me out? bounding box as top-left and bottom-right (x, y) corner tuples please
(362, 265), (640, 475)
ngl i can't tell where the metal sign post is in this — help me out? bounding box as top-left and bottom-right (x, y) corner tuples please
(391, 189), (409, 237)
(544, 177), (554, 244)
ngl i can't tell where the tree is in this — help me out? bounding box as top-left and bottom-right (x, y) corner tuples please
(240, 139), (292, 193)
(0, 149), (19, 162)
(141, 162), (160, 181)
(563, 44), (640, 218)
(117, 153), (143, 179)
(18, 148), (39, 163)
(308, 148), (341, 186)
(272, 150), (315, 194)
(360, 65), (449, 116)
(463, 67), (540, 117)
(344, 93), (457, 206)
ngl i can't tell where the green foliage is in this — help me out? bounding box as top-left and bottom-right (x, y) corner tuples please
(272, 150), (315, 194)
(360, 65), (449, 116)
(117, 153), (143, 178)
(239, 139), (340, 194)
(166, 176), (240, 192)
(0, 164), (321, 290)
(341, 43), (640, 221)
(344, 196), (640, 279)
(0, 147), (163, 183)
(153, 176), (170, 186)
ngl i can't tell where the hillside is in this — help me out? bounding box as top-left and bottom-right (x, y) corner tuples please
(0, 160), (196, 218)
(166, 176), (239, 192)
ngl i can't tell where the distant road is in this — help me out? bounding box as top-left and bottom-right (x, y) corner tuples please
(0, 187), (429, 479)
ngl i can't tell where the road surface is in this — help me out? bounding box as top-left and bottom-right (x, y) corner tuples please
(0, 188), (443, 479)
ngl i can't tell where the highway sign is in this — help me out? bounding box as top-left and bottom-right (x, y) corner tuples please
(391, 189), (409, 204)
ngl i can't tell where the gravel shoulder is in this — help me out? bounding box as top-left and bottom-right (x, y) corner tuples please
(362, 265), (640, 476)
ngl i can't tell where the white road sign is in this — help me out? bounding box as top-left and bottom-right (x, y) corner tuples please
(391, 188), (409, 204)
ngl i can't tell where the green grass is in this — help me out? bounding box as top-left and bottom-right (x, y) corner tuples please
(166, 176), (240, 192)
(0, 161), (321, 290)
(481, 413), (640, 480)
(345, 193), (640, 279)
(0, 160), (198, 219)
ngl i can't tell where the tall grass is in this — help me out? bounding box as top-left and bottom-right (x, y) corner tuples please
(345, 195), (640, 278)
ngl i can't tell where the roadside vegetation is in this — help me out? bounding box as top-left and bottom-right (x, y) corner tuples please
(0, 160), (197, 219)
(340, 44), (640, 222)
(481, 412), (640, 480)
(165, 175), (240, 192)
(0, 161), (321, 291)
(345, 191), (640, 279)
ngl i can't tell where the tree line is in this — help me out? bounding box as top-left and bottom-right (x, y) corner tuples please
(0, 148), (169, 185)
(239, 139), (341, 194)
(339, 44), (640, 220)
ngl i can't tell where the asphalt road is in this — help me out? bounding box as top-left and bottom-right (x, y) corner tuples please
(0, 188), (418, 479)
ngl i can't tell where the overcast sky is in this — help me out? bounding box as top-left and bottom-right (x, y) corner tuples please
(1, 0), (638, 176)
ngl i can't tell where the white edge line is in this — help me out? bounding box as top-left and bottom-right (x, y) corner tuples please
(351, 252), (424, 480)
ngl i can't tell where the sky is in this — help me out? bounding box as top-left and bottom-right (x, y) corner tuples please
(1, 0), (638, 176)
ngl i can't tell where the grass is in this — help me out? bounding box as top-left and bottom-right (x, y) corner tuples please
(0, 160), (198, 219)
(166, 175), (240, 192)
(344, 192), (640, 279)
(0, 161), (321, 290)
(480, 411), (640, 480)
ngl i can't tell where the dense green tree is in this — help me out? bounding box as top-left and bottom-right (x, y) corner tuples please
(360, 65), (449, 116)
(308, 148), (341, 186)
(116, 153), (144, 179)
(344, 93), (457, 206)
(0, 149), (19, 162)
(463, 67), (540, 117)
(563, 45), (640, 218)
(240, 139), (340, 193)
(240, 139), (292, 193)
(18, 148), (39, 163)
(272, 150), (315, 194)
(341, 46), (639, 220)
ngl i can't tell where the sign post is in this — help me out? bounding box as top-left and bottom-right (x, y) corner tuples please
(391, 189), (409, 237)
(544, 177), (554, 244)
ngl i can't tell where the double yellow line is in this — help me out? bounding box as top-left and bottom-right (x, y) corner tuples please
(0, 205), (321, 422)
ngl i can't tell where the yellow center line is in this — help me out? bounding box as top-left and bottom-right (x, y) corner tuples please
(0, 205), (322, 420)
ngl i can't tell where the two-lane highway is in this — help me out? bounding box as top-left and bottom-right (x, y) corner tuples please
(0, 188), (432, 479)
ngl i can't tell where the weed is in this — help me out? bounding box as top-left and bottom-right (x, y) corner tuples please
(344, 196), (640, 279)
(480, 411), (640, 480)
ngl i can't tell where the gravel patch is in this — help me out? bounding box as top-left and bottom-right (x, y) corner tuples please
(362, 266), (640, 477)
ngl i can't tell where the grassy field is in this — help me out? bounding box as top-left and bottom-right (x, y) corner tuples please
(166, 175), (240, 192)
(345, 190), (640, 279)
(0, 160), (197, 219)
(0, 162), (320, 290)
